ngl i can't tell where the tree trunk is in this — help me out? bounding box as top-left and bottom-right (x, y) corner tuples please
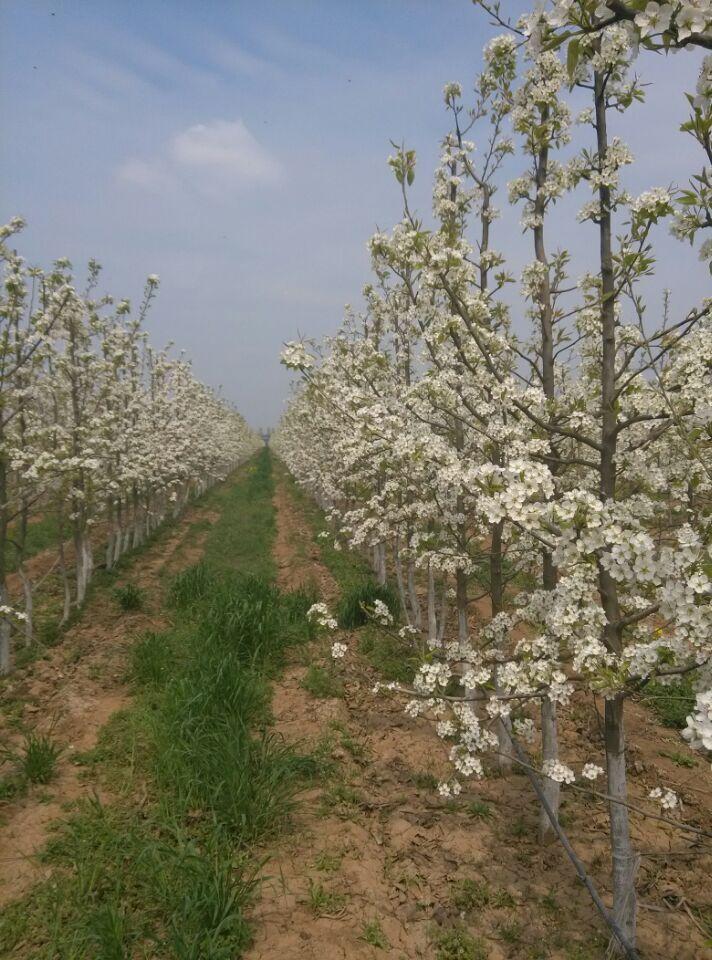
(594, 65), (637, 951)
(393, 539), (411, 627)
(539, 696), (560, 841)
(18, 565), (33, 646)
(57, 505), (72, 625)
(605, 694), (638, 946)
(407, 556), (421, 631)
(427, 562), (438, 647)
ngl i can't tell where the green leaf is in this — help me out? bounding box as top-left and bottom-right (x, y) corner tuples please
(566, 38), (581, 80)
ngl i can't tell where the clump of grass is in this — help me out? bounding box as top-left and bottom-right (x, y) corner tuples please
(301, 664), (343, 699)
(281, 583), (319, 624)
(412, 771), (439, 791)
(358, 624), (419, 683)
(0, 773), (26, 802)
(434, 925), (489, 960)
(337, 581), (400, 629)
(319, 781), (362, 817)
(307, 879), (347, 916)
(129, 631), (173, 687)
(498, 919), (523, 944)
(466, 799), (493, 821)
(114, 582), (144, 612)
(451, 878), (491, 912)
(659, 749), (697, 768)
(313, 850), (342, 872)
(330, 721), (368, 762)
(21, 731), (61, 784)
(641, 675), (696, 728)
(167, 561), (212, 609)
(361, 918), (389, 949)
(509, 816), (529, 838)
(491, 889), (516, 909)
(85, 901), (130, 960)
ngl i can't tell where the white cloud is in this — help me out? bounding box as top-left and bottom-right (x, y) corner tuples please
(117, 118), (281, 193)
(170, 120), (280, 181)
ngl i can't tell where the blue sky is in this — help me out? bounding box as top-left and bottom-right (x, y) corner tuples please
(1, 1), (709, 427)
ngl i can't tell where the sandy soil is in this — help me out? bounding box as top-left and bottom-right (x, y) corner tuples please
(0, 505), (218, 906)
(273, 480), (339, 601)
(247, 475), (712, 960)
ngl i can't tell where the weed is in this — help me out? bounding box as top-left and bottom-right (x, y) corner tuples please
(641, 675), (696, 729)
(168, 562), (212, 609)
(337, 581), (400, 629)
(301, 664), (343, 699)
(337, 726), (368, 762)
(466, 799), (493, 821)
(498, 919), (523, 944)
(510, 817), (529, 838)
(85, 902), (131, 960)
(21, 731), (61, 784)
(358, 624), (419, 683)
(412, 770), (439, 791)
(451, 878), (491, 912)
(491, 889), (516, 909)
(281, 584), (319, 625)
(361, 918), (389, 949)
(313, 850), (342, 872)
(541, 891), (558, 912)
(307, 879), (347, 916)
(659, 749), (697, 768)
(4, 513), (60, 574)
(320, 781), (362, 817)
(0, 774), (26, 802)
(129, 630), (173, 687)
(114, 582), (144, 611)
(434, 925), (489, 960)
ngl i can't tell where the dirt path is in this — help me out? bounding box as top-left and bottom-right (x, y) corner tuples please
(0, 503), (218, 906)
(250, 474), (712, 960)
(273, 479), (338, 600)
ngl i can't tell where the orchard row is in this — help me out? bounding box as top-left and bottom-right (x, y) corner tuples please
(0, 219), (262, 673)
(275, 4), (712, 956)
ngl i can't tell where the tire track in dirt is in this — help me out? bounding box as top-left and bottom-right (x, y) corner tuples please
(0, 504), (219, 907)
(249, 472), (712, 960)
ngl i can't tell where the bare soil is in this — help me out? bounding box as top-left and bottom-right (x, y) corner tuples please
(248, 476), (712, 960)
(0, 505), (218, 906)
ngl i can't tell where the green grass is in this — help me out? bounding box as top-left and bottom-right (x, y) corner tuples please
(0, 451), (327, 960)
(4, 513), (61, 573)
(336, 580), (400, 629)
(451, 878), (492, 912)
(129, 630), (175, 687)
(640, 675), (696, 729)
(466, 799), (493, 821)
(659, 749), (697, 768)
(434, 925), (489, 960)
(168, 561), (213, 609)
(360, 918), (389, 949)
(412, 771), (439, 791)
(1, 731), (62, 791)
(301, 664), (344, 699)
(201, 448), (276, 580)
(313, 850), (342, 872)
(114, 582), (144, 611)
(20, 732), (61, 784)
(307, 879), (347, 916)
(358, 623), (419, 683)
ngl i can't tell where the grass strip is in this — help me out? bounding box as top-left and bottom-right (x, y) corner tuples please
(0, 450), (325, 959)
